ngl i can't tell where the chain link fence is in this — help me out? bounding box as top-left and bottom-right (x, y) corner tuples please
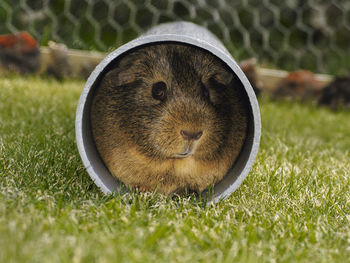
(0, 0), (349, 75)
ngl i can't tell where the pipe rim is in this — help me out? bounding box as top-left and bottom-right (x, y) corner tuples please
(75, 34), (261, 203)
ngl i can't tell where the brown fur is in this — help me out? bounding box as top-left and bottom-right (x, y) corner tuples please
(90, 43), (249, 195)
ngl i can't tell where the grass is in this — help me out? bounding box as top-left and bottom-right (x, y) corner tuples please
(0, 75), (349, 263)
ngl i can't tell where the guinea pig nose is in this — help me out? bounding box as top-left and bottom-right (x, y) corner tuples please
(180, 130), (203, 140)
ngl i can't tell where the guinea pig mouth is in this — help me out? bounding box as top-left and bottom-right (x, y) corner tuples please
(172, 147), (193, 159)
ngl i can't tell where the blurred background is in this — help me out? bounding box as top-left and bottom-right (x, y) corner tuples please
(0, 0), (349, 76)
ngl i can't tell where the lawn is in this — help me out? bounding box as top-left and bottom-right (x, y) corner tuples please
(0, 76), (349, 263)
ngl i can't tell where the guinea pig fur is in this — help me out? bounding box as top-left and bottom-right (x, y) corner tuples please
(90, 43), (249, 195)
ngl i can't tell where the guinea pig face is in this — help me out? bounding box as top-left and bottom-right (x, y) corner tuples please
(103, 44), (235, 161)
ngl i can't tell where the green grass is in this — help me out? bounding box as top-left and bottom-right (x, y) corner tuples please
(0, 76), (349, 263)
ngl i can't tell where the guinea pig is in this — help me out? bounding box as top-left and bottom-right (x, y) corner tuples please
(90, 43), (249, 195)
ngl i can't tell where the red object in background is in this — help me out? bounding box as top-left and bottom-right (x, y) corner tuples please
(0, 31), (40, 74)
(0, 32), (38, 52)
(285, 70), (316, 85)
(273, 70), (324, 100)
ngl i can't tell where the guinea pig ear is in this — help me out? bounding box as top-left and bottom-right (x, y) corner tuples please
(211, 68), (233, 86)
(101, 66), (137, 88)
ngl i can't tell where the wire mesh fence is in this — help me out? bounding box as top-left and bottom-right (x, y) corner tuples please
(0, 0), (349, 75)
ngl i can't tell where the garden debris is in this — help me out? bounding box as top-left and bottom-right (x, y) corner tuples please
(46, 41), (72, 80)
(318, 76), (350, 110)
(273, 70), (324, 101)
(79, 60), (99, 79)
(0, 31), (40, 74)
(239, 58), (263, 96)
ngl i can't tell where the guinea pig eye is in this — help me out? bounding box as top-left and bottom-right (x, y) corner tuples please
(152, 81), (167, 101)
